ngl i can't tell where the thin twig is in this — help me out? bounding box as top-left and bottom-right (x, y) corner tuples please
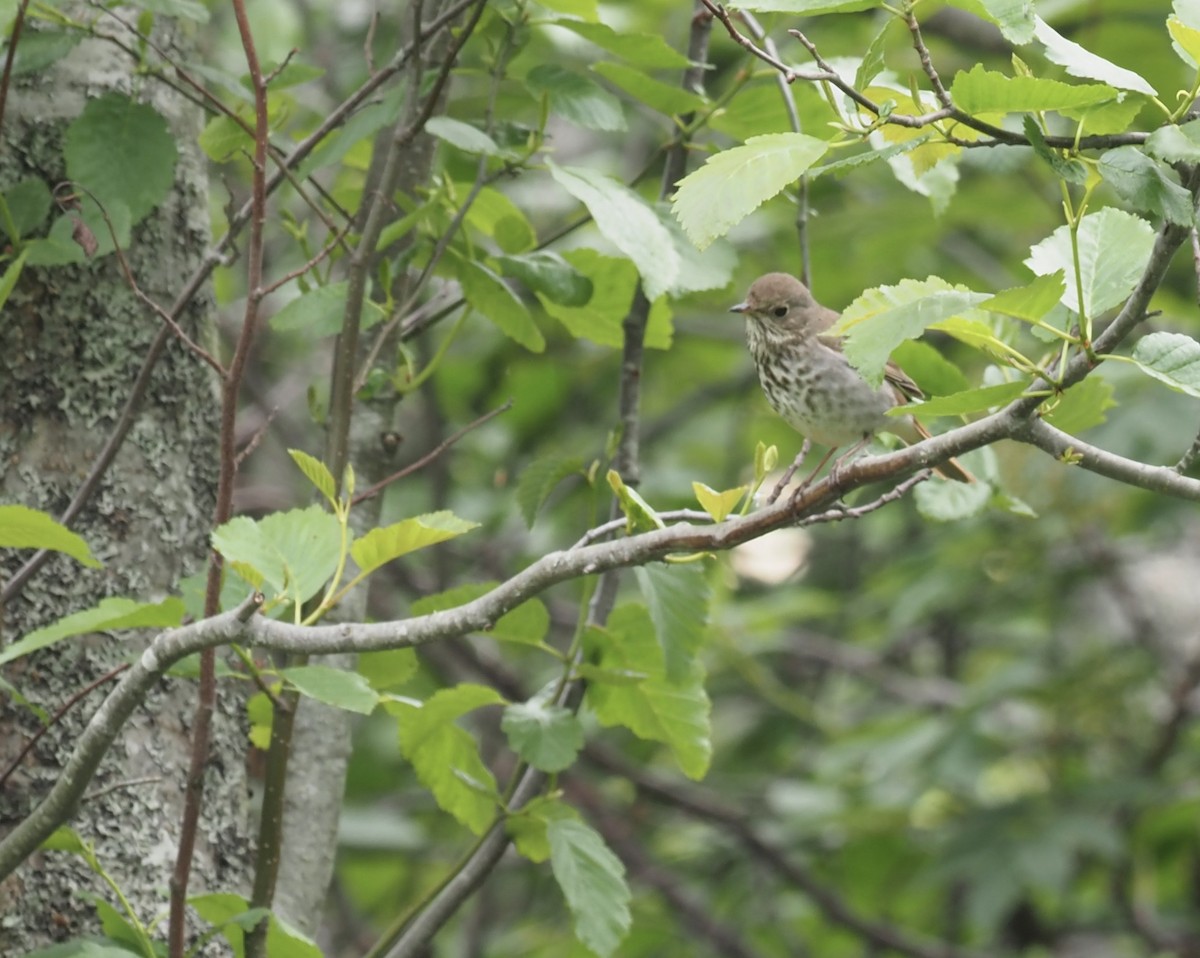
(351, 400), (513, 505)
(0, 0), (30, 136)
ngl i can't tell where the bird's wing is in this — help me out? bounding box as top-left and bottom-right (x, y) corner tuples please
(883, 359), (924, 402)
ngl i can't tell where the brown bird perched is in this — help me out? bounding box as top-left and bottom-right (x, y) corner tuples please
(731, 272), (974, 484)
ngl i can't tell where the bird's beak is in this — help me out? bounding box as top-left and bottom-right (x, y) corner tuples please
(729, 301), (749, 314)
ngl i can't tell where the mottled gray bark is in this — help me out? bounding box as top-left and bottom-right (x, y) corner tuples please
(0, 24), (251, 954)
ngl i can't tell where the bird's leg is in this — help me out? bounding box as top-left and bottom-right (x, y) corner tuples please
(767, 439), (812, 504)
(828, 436), (872, 488)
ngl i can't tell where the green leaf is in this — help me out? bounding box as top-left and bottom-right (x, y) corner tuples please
(298, 87), (405, 177)
(507, 795), (576, 863)
(247, 692), (273, 749)
(456, 257), (546, 351)
(981, 272), (1066, 322)
(1025, 207), (1155, 317)
(2, 177), (52, 241)
(902, 381), (1028, 418)
(501, 698), (585, 772)
(425, 116), (502, 155)
(0, 249), (26, 310)
(351, 511), (478, 576)
(808, 138), (932, 179)
(1098, 147), (1194, 226)
(590, 61), (706, 116)
(671, 133), (828, 251)
(548, 161), (679, 299)
(1130, 331), (1200, 398)
(212, 505), (342, 606)
(552, 19), (691, 69)
(526, 64), (626, 132)
(41, 825), (88, 855)
(0, 504), (100, 567)
(516, 454), (586, 526)
(833, 278), (991, 386)
(1023, 116), (1087, 184)
(855, 19), (892, 90)
(191, 892), (321, 958)
(9, 30), (84, 77)
(21, 940), (135, 958)
(693, 482), (748, 522)
(358, 648), (419, 691)
(1044, 376), (1116, 433)
(1146, 120), (1200, 162)
(466, 186), (536, 253)
(892, 340), (971, 396)
(946, 0), (1035, 43)
(728, 0), (878, 12)
(661, 211), (737, 296)
(607, 470), (663, 534)
(498, 251), (593, 306)
(0, 596), (185, 667)
(1168, 13), (1200, 67)
(288, 449), (338, 506)
(387, 684), (505, 833)
(25, 197), (133, 266)
(634, 562), (709, 681)
(585, 604), (712, 779)
(548, 818), (631, 958)
(914, 477), (992, 522)
(129, 0), (210, 21)
(270, 281), (373, 337)
(282, 665), (380, 714)
(950, 64), (1119, 114)
(538, 250), (636, 347)
(65, 93), (177, 226)
(1032, 16), (1156, 95)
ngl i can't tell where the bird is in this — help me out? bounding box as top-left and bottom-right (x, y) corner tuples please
(730, 272), (974, 485)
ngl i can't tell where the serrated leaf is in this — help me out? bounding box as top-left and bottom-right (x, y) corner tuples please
(1033, 16), (1155, 95)
(517, 455), (585, 526)
(548, 162), (678, 299)
(950, 64), (1119, 115)
(65, 93), (177, 226)
(901, 381), (1028, 418)
(982, 272), (1066, 321)
(548, 818), (631, 958)
(538, 250), (634, 347)
(914, 477), (992, 521)
(351, 511), (479, 575)
(1025, 207), (1155, 317)
(833, 278), (990, 386)
(357, 648), (419, 690)
(288, 449), (337, 505)
(501, 699), (584, 772)
(0, 504), (101, 567)
(1023, 116), (1087, 184)
(387, 685), (505, 833)
(0, 596), (185, 667)
(425, 116), (501, 155)
(692, 482), (747, 522)
(212, 506), (342, 606)
(527, 64), (626, 132)
(507, 796), (577, 863)
(456, 257), (546, 351)
(270, 282), (350, 337)
(1146, 120), (1200, 162)
(1099, 146), (1194, 226)
(671, 133), (828, 251)
(282, 665), (379, 714)
(591, 61), (706, 116)
(498, 251), (592, 306)
(855, 19), (891, 89)
(1130, 331), (1200, 398)
(552, 19), (690, 68)
(1044, 376), (1115, 433)
(585, 604), (712, 779)
(634, 562), (709, 681)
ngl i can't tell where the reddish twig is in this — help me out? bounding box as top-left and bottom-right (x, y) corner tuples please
(0, 663), (129, 789)
(0, 0), (30, 136)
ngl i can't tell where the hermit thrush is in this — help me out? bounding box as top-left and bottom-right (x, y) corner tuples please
(731, 272), (973, 483)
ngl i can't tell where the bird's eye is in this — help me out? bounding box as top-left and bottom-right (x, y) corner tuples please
(772, 305), (788, 318)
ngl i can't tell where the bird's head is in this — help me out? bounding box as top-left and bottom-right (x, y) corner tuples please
(730, 272), (833, 337)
